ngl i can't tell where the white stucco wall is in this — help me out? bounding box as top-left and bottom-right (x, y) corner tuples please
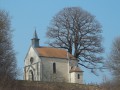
(24, 46), (41, 81)
(70, 72), (83, 84)
(40, 57), (70, 82)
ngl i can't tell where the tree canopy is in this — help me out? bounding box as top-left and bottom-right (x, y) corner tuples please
(46, 7), (104, 72)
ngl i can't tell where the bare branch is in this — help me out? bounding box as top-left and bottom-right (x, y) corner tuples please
(46, 7), (104, 73)
(0, 10), (18, 88)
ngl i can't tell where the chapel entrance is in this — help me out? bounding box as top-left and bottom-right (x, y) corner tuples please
(29, 70), (34, 81)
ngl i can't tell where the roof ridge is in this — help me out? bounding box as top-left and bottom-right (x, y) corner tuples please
(35, 47), (76, 60)
(36, 46), (67, 50)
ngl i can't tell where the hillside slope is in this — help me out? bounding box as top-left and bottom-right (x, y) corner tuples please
(0, 80), (101, 90)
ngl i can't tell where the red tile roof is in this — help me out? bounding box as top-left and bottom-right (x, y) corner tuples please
(35, 47), (76, 60)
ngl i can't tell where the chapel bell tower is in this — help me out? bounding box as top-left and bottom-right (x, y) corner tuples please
(31, 30), (39, 47)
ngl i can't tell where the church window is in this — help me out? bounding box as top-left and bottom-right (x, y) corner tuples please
(53, 63), (56, 73)
(29, 70), (34, 81)
(78, 74), (80, 79)
(30, 57), (34, 64)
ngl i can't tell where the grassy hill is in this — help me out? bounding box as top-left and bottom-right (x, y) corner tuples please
(0, 80), (101, 90)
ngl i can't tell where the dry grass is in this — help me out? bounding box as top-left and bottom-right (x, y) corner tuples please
(0, 80), (101, 90)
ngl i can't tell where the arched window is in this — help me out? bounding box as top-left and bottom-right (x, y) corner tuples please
(53, 63), (56, 73)
(30, 57), (34, 64)
(78, 74), (80, 79)
(29, 70), (34, 81)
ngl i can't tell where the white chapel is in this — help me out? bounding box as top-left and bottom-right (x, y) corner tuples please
(24, 31), (83, 84)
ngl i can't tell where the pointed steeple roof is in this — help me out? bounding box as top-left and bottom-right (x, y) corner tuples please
(33, 29), (38, 39)
(31, 29), (39, 47)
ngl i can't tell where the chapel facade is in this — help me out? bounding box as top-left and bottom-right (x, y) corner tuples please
(24, 31), (83, 84)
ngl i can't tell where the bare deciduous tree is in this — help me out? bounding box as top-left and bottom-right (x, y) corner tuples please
(108, 37), (120, 83)
(0, 10), (18, 88)
(46, 7), (104, 72)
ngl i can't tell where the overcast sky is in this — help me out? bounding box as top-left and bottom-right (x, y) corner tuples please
(0, 0), (120, 83)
